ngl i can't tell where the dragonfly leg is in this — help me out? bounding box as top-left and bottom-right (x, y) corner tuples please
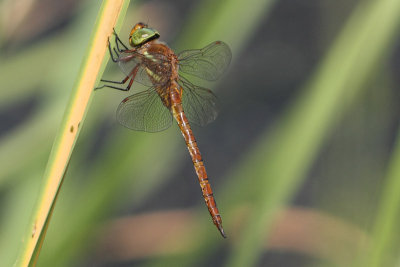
(96, 64), (138, 91)
(112, 28), (128, 52)
(113, 47), (120, 58)
(95, 77), (134, 91)
(100, 75), (130, 85)
(107, 38), (118, 63)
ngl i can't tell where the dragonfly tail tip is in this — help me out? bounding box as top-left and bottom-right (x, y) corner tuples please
(218, 225), (227, 238)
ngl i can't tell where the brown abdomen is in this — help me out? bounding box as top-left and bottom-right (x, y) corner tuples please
(170, 100), (226, 238)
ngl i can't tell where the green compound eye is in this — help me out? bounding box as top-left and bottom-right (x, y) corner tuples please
(129, 27), (160, 47)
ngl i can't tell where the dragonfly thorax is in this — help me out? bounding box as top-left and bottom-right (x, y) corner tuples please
(137, 41), (179, 85)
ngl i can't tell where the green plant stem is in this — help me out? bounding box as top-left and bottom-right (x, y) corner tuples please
(14, 1), (130, 266)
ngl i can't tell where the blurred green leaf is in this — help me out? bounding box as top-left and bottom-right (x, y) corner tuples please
(368, 125), (400, 266)
(226, 0), (400, 266)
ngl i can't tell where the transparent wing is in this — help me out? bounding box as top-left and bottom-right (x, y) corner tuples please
(179, 77), (219, 126)
(116, 88), (173, 132)
(177, 41), (232, 81)
(117, 51), (169, 86)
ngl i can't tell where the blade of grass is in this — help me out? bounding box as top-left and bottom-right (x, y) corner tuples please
(177, 0), (277, 55)
(37, 129), (182, 267)
(368, 125), (400, 266)
(225, 0), (400, 266)
(14, 1), (130, 266)
(0, 3), (105, 184)
(0, 104), (60, 184)
(0, 2), (101, 105)
(0, 170), (42, 267)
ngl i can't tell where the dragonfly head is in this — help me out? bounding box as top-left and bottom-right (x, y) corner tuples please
(129, 22), (160, 47)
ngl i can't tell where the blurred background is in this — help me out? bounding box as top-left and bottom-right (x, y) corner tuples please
(1, 0), (400, 266)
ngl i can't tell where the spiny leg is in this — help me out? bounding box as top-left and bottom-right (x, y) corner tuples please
(107, 37), (119, 63)
(95, 75), (129, 90)
(113, 28), (128, 52)
(101, 76), (130, 85)
(96, 32), (135, 91)
(95, 64), (139, 91)
(95, 77), (134, 91)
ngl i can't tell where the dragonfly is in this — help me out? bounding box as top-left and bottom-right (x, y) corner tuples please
(96, 22), (231, 237)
